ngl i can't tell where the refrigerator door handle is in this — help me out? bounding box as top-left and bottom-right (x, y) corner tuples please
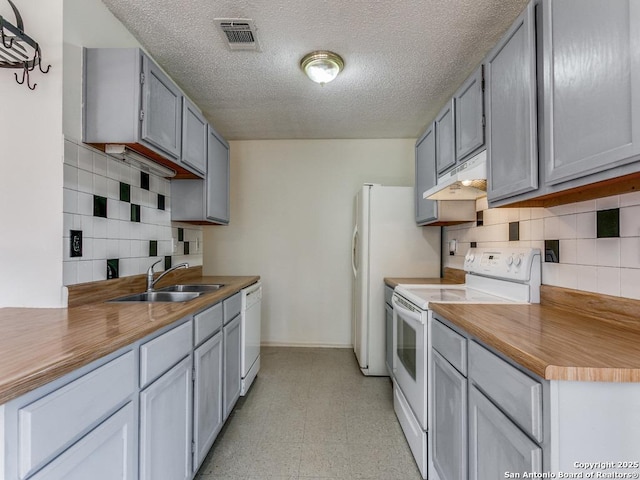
(351, 225), (358, 278)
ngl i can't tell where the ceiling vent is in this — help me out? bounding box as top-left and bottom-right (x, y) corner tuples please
(215, 18), (259, 51)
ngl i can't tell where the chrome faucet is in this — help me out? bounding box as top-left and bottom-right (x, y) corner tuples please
(146, 259), (189, 292)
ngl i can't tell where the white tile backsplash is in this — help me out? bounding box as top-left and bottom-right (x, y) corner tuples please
(62, 139), (202, 285)
(444, 190), (640, 301)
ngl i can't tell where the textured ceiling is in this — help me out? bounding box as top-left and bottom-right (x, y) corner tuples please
(100, 0), (529, 140)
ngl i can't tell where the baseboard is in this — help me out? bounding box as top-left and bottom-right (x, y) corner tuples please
(260, 341), (352, 349)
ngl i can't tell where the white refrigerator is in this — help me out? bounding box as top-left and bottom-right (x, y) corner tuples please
(352, 184), (440, 376)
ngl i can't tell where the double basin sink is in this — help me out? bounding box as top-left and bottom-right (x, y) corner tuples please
(109, 284), (224, 303)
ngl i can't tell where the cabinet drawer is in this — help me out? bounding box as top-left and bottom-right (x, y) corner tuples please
(18, 351), (135, 478)
(194, 302), (223, 346)
(432, 318), (467, 375)
(140, 320), (192, 388)
(468, 341), (542, 442)
(223, 292), (241, 325)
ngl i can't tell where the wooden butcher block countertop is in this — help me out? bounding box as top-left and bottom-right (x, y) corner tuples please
(430, 285), (640, 383)
(0, 269), (259, 404)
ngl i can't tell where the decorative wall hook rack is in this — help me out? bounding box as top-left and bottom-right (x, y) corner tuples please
(0, 0), (50, 90)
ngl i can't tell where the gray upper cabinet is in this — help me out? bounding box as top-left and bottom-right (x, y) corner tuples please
(207, 126), (231, 224)
(542, 0), (640, 185)
(415, 125), (438, 225)
(171, 124), (230, 225)
(85, 49), (181, 160)
(435, 100), (456, 174)
(455, 66), (484, 162)
(181, 97), (208, 176)
(485, 3), (538, 203)
(141, 54), (182, 160)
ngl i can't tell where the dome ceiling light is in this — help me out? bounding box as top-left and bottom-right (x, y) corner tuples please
(300, 51), (344, 85)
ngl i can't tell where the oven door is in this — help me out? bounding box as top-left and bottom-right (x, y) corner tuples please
(392, 294), (428, 430)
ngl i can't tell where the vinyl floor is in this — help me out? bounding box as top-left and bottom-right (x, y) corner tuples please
(195, 346), (423, 480)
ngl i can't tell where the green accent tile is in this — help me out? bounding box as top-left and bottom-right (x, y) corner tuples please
(157, 194), (165, 211)
(119, 182), (130, 203)
(106, 259), (119, 279)
(509, 222), (520, 241)
(545, 240), (560, 263)
(178, 228), (184, 241)
(184, 241), (190, 255)
(93, 195), (107, 218)
(164, 256), (172, 270)
(141, 171), (150, 191)
(597, 208), (620, 238)
(131, 204), (141, 223)
(149, 240), (158, 257)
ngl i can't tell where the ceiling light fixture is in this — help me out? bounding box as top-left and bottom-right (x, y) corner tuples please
(300, 51), (344, 85)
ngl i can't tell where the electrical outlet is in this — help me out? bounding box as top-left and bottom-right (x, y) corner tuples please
(448, 239), (457, 256)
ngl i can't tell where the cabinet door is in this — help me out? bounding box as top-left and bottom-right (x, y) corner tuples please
(193, 331), (224, 471)
(206, 125), (230, 224)
(468, 386), (542, 480)
(435, 99), (456, 174)
(415, 125), (438, 224)
(140, 356), (192, 480)
(543, 0), (640, 185)
(29, 403), (136, 480)
(455, 67), (484, 161)
(432, 350), (467, 480)
(223, 315), (241, 420)
(141, 53), (182, 160)
(181, 97), (207, 176)
(485, 3), (538, 202)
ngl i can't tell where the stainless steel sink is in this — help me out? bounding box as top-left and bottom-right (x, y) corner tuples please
(157, 284), (224, 293)
(109, 291), (201, 303)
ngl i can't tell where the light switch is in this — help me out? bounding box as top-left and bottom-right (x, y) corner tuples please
(172, 238), (178, 253)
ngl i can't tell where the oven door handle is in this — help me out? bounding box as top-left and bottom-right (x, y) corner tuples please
(392, 296), (423, 324)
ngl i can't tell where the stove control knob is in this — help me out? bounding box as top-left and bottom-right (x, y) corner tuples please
(466, 253), (475, 263)
(506, 256), (513, 266)
(514, 255), (522, 267)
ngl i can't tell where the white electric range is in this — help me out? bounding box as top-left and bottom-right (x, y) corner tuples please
(391, 247), (541, 479)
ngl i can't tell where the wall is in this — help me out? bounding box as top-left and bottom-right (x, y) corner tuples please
(0, 0), (64, 307)
(62, 0), (202, 285)
(203, 139), (416, 347)
(443, 194), (640, 300)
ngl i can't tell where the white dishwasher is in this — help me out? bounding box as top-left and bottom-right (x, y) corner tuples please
(240, 281), (262, 395)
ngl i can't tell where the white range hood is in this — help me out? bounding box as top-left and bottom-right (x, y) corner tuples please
(423, 150), (487, 201)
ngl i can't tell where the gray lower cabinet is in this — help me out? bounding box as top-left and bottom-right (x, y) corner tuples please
(223, 314), (242, 420)
(415, 125), (438, 224)
(542, 0), (640, 186)
(435, 100), (456, 174)
(454, 66), (484, 162)
(432, 350), (467, 480)
(192, 331), (224, 472)
(139, 356), (193, 480)
(468, 385), (542, 480)
(171, 125), (230, 225)
(29, 403), (136, 480)
(181, 97), (208, 176)
(485, 2), (538, 203)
